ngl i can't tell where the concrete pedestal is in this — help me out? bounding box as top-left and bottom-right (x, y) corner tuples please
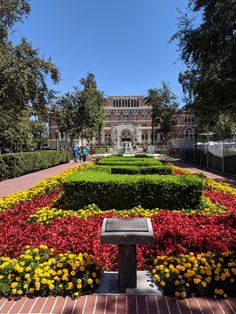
(100, 218), (155, 293)
(118, 244), (137, 290)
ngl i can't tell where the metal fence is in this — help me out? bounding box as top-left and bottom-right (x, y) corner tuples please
(179, 140), (236, 176)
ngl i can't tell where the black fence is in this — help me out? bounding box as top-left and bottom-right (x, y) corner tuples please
(179, 140), (236, 176)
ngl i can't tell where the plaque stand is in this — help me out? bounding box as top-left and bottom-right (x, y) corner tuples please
(100, 218), (155, 293)
(118, 244), (137, 291)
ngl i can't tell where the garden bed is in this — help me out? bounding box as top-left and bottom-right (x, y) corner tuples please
(0, 158), (235, 299)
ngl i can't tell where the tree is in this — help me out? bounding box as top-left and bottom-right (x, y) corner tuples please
(173, 0), (236, 126)
(0, 0), (60, 148)
(145, 82), (178, 145)
(0, 0), (30, 43)
(30, 118), (49, 149)
(79, 73), (106, 143)
(0, 107), (31, 150)
(54, 73), (106, 145)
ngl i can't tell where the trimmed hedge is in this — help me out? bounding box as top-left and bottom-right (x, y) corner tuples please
(0, 151), (71, 181)
(111, 165), (172, 175)
(98, 157), (162, 167)
(59, 172), (203, 210)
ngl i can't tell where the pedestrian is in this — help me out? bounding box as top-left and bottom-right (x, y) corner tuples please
(82, 146), (87, 162)
(77, 146), (81, 162)
(72, 144), (78, 163)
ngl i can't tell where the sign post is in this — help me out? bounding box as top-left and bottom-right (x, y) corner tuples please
(101, 218), (155, 292)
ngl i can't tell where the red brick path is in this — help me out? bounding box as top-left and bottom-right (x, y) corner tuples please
(0, 161), (80, 199)
(0, 295), (235, 314)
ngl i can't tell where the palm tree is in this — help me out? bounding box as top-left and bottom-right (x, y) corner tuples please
(144, 88), (162, 145)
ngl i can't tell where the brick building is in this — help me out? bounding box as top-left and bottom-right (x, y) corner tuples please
(49, 96), (197, 149)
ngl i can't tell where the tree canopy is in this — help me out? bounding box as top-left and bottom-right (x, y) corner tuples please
(173, 0), (236, 126)
(53, 73), (106, 144)
(0, 0), (60, 149)
(145, 82), (178, 144)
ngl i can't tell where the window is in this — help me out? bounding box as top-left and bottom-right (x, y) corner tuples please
(137, 99), (139, 107)
(105, 132), (111, 143)
(128, 99), (130, 107)
(125, 99), (127, 107)
(124, 112), (129, 119)
(185, 128), (194, 140)
(142, 132), (148, 142)
(184, 116), (194, 125)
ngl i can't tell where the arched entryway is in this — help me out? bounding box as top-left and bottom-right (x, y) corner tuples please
(121, 129), (133, 144)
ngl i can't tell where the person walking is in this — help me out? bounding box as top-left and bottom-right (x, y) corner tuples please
(77, 146), (81, 162)
(81, 146), (87, 162)
(72, 144), (78, 163)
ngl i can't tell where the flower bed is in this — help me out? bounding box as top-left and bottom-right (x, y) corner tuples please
(0, 244), (102, 297)
(0, 159), (235, 298)
(151, 252), (235, 299)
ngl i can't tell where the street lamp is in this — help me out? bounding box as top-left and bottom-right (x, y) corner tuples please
(115, 137), (118, 148)
(55, 130), (59, 150)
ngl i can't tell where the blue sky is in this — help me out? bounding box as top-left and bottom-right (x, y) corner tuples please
(12, 0), (190, 104)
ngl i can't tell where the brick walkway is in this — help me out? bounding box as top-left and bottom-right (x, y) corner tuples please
(0, 295), (235, 314)
(172, 160), (236, 187)
(0, 161), (80, 199)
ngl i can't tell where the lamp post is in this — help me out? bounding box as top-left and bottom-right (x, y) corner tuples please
(55, 130), (59, 150)
(115, 137), (118, 149)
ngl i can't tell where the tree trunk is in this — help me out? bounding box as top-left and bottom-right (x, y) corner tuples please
(151, 109), (155, 145)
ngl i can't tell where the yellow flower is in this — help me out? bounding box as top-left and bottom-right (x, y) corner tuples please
(95, 278), (101, 285)
(160, 281), (165, 286)
(77, 283), (82, 289)
(87, 278), (93, 285)
(175, 292), (180, 297)
(11, 282), (18, 289)
(181, 291), (186, 298)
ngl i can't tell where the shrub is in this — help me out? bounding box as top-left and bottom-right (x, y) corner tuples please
(0, 151), (71, 181)
(59, 172), (203, 210)
(111, 165), (172, 175)
(98, 157), (162, 166)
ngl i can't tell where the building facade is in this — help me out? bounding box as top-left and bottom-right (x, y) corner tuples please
(49, 96), (197, 149)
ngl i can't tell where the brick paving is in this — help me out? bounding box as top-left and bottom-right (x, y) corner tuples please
(0, 295), (235, 313)
(172, 160), (236, 187)
(0, 161), (80, 199)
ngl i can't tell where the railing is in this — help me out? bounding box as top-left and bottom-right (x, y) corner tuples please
(179, 140), (236, 176)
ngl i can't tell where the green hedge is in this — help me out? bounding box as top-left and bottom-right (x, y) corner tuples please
(0, 151), (71, 181)
(98, 157), (162, 167)
(111, 165), (172, 175)
(59, 172), (203, 210)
